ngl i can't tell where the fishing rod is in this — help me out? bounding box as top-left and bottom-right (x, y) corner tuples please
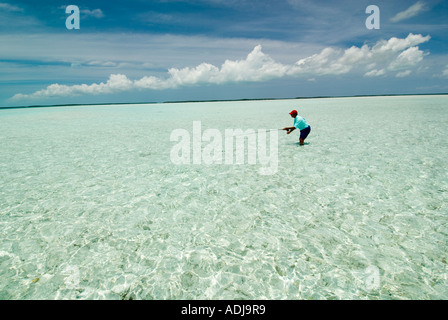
(230, 128), (284, 137)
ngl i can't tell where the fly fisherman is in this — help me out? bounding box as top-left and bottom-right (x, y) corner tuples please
(282, 109), (311, 145)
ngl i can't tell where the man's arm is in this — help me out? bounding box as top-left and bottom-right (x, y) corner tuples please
(282, 127), (296, 134)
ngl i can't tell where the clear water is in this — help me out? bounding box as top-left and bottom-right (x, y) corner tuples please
(1, 96), (447, 300)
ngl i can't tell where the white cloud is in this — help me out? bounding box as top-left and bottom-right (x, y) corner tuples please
(289, 33), (430, 77)
(289, 47), (346, 76)
(390, 1), (427, 23)
(134, 45), (288, 90)
(11, 33), (432, 101)
(372, 34), (430, 53)
(388, 46), (426, 71)
(0, 2), (23, 12)
(86, 60), (117, 67)
(12, 74), (133, 99)
(81, 8), (104, 19)
(436, 65), (448, 78)
(218, 45), (289, 83)
(364, 69), (386, 77)
(396, 70), (412, 78)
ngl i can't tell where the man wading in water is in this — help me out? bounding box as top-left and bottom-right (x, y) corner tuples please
(282, 109), (311, 145)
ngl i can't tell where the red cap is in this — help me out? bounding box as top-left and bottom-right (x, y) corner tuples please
(289, 110), (298, 116)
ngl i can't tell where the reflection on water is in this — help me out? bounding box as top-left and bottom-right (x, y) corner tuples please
(1, 96), (447, 299)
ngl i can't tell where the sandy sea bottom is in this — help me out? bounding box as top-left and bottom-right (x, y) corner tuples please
(0, 96), (447, 299)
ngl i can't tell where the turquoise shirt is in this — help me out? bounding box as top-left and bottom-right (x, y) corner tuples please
(293, 115), (309, 130)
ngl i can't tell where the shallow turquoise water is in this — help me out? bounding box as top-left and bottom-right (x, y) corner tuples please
(1, 96), (447, 299)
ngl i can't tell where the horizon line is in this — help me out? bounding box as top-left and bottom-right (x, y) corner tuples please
(1, 92), (447, 110)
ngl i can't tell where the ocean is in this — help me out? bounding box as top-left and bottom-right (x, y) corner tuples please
(1, 95), (447, 299)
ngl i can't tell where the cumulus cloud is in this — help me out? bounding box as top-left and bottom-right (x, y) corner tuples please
(371, 33), (430, 53)
(289, 47), (346, 76)
(388, 47), (426, 70)
(390, 1), (427, 23)
(12, 74), (133, 100)
(11, 33), (431, 101)
(362, 34), (430, 77)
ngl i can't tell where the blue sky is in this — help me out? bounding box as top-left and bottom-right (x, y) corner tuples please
(1, 0), (447, 106)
